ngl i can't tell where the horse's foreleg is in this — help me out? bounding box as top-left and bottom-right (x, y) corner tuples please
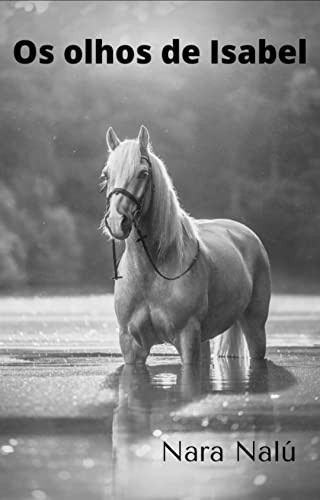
(119, 331), (150, 365)
(175, 319), (202, 365)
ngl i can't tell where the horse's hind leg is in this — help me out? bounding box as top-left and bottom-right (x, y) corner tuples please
(201, 340), (211, 365)
(240, 314), (266, 359)
(240, 262), (271, 359)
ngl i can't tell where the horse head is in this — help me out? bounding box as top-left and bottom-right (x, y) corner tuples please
(102, 125), (153, 240)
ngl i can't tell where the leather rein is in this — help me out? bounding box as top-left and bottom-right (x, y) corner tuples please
(104, 154), (200, 281)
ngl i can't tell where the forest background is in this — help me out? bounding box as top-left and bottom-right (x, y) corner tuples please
(0, 1), (319, 293)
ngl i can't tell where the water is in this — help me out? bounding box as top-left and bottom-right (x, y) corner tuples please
(0, 294), (319, 499)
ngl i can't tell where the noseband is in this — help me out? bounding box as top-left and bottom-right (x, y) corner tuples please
(105, 155), (153, 223)
(104, 153), (200, 281)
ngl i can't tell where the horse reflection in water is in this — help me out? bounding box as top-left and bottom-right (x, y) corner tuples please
(110, 358), (292, 500)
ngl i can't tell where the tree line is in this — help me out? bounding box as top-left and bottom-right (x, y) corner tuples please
(0, 1), (319, 291)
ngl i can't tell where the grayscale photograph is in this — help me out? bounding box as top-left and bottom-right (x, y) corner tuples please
(0, 1), (319, 499)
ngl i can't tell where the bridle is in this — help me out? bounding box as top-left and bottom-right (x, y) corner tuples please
(104, 153), (200, 281)
(105, 155), (153, 224)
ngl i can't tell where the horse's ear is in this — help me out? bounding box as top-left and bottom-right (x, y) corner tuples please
(106, 126), (120, 151)
(138, 125), (150, 155)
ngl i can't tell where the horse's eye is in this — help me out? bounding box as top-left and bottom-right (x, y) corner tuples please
(138, 170), (149, 180)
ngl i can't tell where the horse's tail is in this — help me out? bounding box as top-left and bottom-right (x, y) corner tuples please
(213, 321), (248, 358)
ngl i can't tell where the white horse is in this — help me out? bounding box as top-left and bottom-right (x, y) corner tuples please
(101, 125), (271, 365)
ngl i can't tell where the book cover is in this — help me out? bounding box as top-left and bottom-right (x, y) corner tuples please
(0, 2), (319, 500)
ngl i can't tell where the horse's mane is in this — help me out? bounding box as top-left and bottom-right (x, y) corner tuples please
(148, 147), (198, 261)
(110, 140), (198, 261)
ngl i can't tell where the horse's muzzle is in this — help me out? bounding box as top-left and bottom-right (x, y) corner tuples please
(104, 213), (132, 240)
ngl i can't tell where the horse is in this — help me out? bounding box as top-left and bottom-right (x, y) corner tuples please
(101, 125), (271, 365)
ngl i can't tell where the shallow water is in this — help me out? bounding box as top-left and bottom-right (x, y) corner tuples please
(0, 294), (319, 500)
